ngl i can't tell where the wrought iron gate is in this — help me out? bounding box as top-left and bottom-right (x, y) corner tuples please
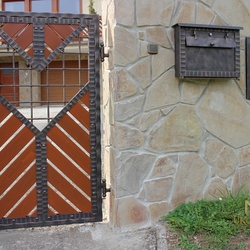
(0, 11), (103, 229)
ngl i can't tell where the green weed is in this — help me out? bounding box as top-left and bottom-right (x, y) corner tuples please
(164, 187), (250, 249)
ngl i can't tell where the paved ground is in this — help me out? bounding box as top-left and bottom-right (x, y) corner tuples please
(0, 221), (168, 250)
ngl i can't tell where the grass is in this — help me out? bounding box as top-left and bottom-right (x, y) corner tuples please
(163, 187), (250, 249)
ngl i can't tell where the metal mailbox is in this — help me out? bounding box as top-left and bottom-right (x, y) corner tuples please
(173, 23), (243, 79)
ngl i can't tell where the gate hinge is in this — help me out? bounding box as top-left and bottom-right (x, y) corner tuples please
(100, 41), (109, 62)
(101, 179), (111, 198)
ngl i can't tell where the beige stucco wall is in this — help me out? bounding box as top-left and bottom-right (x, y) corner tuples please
(102, 0), (250, 230)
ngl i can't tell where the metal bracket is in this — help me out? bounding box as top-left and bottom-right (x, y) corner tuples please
(101, 179), (111, 198)
(100, 41), (109, 62)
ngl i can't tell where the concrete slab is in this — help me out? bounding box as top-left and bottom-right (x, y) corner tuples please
(0, 221), (168, 250)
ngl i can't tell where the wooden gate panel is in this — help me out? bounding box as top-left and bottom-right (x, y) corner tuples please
(0, 12), (102, 229)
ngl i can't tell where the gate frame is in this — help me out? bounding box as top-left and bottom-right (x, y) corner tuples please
(0, 11), (102, 229)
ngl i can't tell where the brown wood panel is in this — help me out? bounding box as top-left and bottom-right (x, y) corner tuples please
(48, 207), (56, 216)
(44, 46), (51, 59)
(27, 46), (33, 58)
(0, 143), (35, 194)
(58, 114), (90, 153)
(0, 127), (34, 170)
(47, 141), (91, 196)
(48, 186), (77, 215)
(79, 91), (90, 108)
(69, 102), (90, 131)
(0, 103), (10, 122)
(0, 167), (36, 218)
(29, 208), (37, 217)
(49, 24), (74, 39)
(2, 23), (27, 38)
(0, 115), (23, 147)
(47, 126), (91, 174)
(14, 24), (33, 50)
(44, 24), (63, 50)
(7, 188), (37, 218)
(47, 165), (92, 213)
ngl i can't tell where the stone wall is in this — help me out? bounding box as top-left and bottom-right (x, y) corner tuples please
(102, 0), (250, 230)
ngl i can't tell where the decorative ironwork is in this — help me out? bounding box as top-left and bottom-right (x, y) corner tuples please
(0, 11), (102, 229)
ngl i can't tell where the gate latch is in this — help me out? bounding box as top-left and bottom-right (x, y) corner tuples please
(100, 41), (109, 62)
(101, 179), (111, 198)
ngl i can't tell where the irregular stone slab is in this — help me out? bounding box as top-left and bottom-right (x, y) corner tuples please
(200, 0), (214, 7)
(196, 3), (214, 24)
(145, 69), (179, 111)
(181, 81), (207, 105)
(213, 0), (250, 36)
(152, 47), (174, 81)
(146, 27), (171, 49)
(232, 166), (250, 194)
(115, 68), (137, 101)
(114, 196), (149, 229)
(115, 123), (144, 150)
(129, 110), (163, 132)
(149, 156), (176, 179)
(204, 178), (227, 200)
(146, 105), (203, 153)
(198, 81), (250, 148)
(171, 153), (208, 209)
(149, 202), (169, 222)
(204, 138), (237, 179)
(136, 0), (174, 26)
(128, 57), (151, 89)
(172, 1), (195, 24)
(115, 95), (144, 121)
(115, 0), (135, 27)
(116, 152), (156, 197)
(114, 26), (137, 66)
(144, 178), (173, 202)
(238, 145), (250, 167)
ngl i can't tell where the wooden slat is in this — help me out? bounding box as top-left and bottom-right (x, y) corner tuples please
(44, 46), (51, 59)
(0, 127), (34, 170)
(26, 46), (33, 58)
(48, 207), (56, 216)
(7, 188), (37, 218)
(79, 91), (90, 108)
(68, 102), (90, 130)
(58, 114), (90, 153)
(0, 103), (10, 122)
(47, 126), (91, 174)
(48, 186), (77, 215)
(47, 141), (91, 196)
(44, 24), (63, 50)
(0, 167), (36, 218)
(49, 24), (74, 39)
(14, 24), (33, 50)
(47, 166), (92, 213)
(29, 208), (37, 217)
(0, 143), (35, 194)
(0, 115), (23, 147)
(2, 23), (27, 38)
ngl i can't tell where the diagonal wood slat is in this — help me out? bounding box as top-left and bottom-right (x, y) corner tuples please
(0, 115), (22, 147)
(68, 102), (90, 131)
(58, 114), (90, 153)
(47, 141), (91, 192)
(0, 143), (36, 195)
(48, 186), (78, 215)
(0, 126), (34, 169)
(0, 167), (36, 218)
(1, 23), (28, 38)
(47, 126), (91, 173)
(49, 24), (76, 39)
(0, 103), (10, 122)
(44, 24), (63, 50)
(7, 188), (37, 218)
(47, 165), (92, 213)
(14, 24), (33, 50)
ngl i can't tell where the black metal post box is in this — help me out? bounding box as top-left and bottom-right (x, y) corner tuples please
(173, 23), (243, 79)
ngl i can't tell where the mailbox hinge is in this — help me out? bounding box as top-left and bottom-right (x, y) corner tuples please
(101, 179), (111, 198)
(99, 41), (109, 62)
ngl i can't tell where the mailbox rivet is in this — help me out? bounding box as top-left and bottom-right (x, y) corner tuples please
(210, 42), (214, 46)
(209, 33), (212, 36)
